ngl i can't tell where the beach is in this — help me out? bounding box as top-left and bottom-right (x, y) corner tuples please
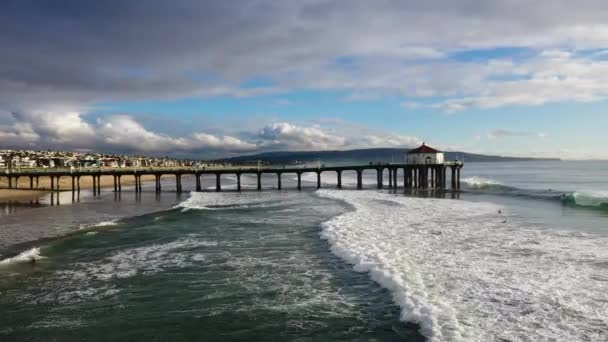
(0, 175), (163, 202)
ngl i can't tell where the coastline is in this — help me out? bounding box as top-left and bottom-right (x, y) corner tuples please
(0, 174), (163, 203)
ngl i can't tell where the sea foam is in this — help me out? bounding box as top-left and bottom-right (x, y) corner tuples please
(563, 190), (608, 209)
(316, 189), (608, 342)
(176, 191), (300, 210)
(461, 176), (502, 188)
(0, 247), (45, 265)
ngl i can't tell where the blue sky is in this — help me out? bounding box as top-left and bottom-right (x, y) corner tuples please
(1, 1), (608, 159)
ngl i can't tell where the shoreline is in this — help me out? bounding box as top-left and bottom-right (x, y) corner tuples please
(0, 175), (163, 203)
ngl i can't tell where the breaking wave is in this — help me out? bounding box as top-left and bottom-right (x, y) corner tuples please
(79, 220), (119, 230)
(316, 189), (608, 341)
(175, 191), (302, 211)
(462, 177), (608, 210)
(461, 177), (509, 191)
(561, 191), (608, 209)
(0, 247), (45, 265)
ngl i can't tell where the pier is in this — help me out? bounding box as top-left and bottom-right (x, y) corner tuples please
(0, 162), (463, 195)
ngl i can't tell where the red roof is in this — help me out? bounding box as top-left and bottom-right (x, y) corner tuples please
(408, 143), (441, 154)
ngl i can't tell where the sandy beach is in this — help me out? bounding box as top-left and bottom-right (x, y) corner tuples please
(0, 175), (161, 202)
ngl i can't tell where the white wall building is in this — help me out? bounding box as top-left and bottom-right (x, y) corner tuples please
(406, 143), (444, 164)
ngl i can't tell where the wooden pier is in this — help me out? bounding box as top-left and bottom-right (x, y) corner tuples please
(0, 162), (463, 195)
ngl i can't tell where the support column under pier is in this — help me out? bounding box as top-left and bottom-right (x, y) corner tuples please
(316, 172), (321, 189)
(356, 170), (363, 189)
(393, 168), (398, 189)
(388, 169), (393, 188)
(337, 171), (342, 189)
(236, 173), (241, 192)
(175, 174), (180, 193)
(257, 172), (262, 191)
(216, 174), (221, 192)
(277, 173), (282, 190)
(71, 176), (76, 201)
(297, 172), (302, 191)
(195, 174), (201, 192)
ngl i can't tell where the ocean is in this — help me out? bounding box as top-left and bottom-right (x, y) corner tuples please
(1, 161), (607, 341)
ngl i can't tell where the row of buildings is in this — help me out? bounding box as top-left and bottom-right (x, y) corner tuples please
(0, 150), (214, 169)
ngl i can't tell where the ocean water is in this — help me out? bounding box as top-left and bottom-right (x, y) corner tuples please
(1, 161), (607, 341)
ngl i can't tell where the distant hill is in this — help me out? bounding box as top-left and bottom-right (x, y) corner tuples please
(215, 148), (560, 165)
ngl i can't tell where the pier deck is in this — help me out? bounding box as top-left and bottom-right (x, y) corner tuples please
(0, 162), (463, 195)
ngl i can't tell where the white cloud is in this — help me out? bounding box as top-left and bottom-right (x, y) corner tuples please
(356, 135), (421, 148)
(257, 122), (347, 150)
(0, 112), (424, 156)
(192, 133), (257, 151)
(4, 1), (608, 111)
(487, 129), (547, 139)
(421, 50), (608, 111)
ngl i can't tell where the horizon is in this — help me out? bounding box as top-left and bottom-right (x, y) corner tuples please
(1, 1), (608, 159)
(10, 145), (608, 162)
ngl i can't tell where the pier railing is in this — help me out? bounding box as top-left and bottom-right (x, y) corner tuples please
(0, 162), (463, 194)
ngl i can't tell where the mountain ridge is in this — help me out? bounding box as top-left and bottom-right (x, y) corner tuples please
(215, 148), (560, 164)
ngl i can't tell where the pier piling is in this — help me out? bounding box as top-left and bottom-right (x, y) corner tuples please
(3, 162), (462, 196)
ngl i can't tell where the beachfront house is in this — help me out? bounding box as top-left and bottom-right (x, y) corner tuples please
(406, 143), (444, 164)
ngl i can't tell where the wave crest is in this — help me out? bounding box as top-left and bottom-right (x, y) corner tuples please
(562, 191), (608, 209)
(461, 177), (511, 191)
(316, 189), (608, 341)
(0, 247), (45, 265)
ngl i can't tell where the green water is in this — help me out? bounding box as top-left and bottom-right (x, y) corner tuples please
(0, 191), (422, 341)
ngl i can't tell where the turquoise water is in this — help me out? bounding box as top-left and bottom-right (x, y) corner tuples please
(1, 161), (608, 341)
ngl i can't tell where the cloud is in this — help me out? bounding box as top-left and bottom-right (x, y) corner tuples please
(488, 129), (547, 139)
(257, 122), (347, 150)
(356, 135), (422, 148)
(0, 111), (421, 156)
(0, 111), (255, 156)
(3, 1), (608, 112)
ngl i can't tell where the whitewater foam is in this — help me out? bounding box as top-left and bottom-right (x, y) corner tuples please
(18, 237), (219, 305)
(564, 190), (608, 209)
(176, 191), (301, 210)
(317, 189), (608, 341)
(461, 176), (502, 188)
(79, 220), (119, 230)
(63, 237), (218, 281)
(0, 247), (45, 265)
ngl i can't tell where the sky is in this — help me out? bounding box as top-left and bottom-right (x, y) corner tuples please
(1, 0), (608, 159)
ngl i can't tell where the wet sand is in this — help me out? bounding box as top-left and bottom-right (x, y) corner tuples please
(0, 175), (161, 202)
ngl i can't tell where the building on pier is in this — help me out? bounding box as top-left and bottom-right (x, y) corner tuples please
(406, 143), (444, 165)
